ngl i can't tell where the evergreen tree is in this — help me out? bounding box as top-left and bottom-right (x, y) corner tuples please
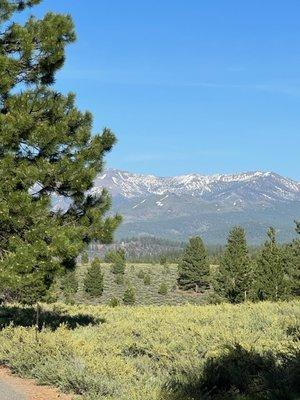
(105, 248), (126, 264)
(123, 287), (136, 305)
(83, 258), (104, 297)
(61, 270), (78, 304)
(284, 240), (300, 296)
(214, 226), (252, 303)
(111, 248), (126, 275)
(254, 228), (291, 301)
(177, 236), (209, 292)
(0, 1), (121, 303)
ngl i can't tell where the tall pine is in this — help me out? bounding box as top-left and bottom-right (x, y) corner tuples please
(214, 226), (252, 303)
(0, 1), (121, 303)
(84, 258), (104, 298)
(178, 236), (209, 292)
(254, 227), (290, 301)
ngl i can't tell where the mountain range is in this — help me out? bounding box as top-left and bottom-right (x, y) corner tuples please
(55, 168), (300, 244)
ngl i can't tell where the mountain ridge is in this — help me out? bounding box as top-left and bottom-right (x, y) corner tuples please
(92, 168), (300, 202)
(55, 168), (300, 244)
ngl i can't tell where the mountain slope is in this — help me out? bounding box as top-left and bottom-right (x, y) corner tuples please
(70, 168), (300, 244)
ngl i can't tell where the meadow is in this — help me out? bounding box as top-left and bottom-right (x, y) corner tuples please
(74, 262), (208, 306)
(0, 300), (299, 400)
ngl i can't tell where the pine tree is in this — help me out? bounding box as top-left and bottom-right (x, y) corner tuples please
(0, 1), (121, 303)
(177, 236), (209, 292)
(105, 248), (126, 264)
(111, 248), (126, 275)
(61, 271), (78, 304)
(214, 226), (252, 303)
(254, 227), (291, 301)
(123, 287), (136, 305)
(83, 258), (104, 297)
(284, 240), (300, 296)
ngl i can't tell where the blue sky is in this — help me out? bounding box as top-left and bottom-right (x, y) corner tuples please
(23, 1), (300, 180)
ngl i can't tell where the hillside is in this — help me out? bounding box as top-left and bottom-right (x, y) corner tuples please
(90, 169), (300, 244)
(73, 262), (208, 306)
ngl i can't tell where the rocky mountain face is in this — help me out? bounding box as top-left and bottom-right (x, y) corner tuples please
(57, 168), (300, 244)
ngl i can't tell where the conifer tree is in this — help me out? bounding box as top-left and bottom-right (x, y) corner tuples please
(254, 227), (291, 300)
(111, 248), (126, 275)
(214, 226), (252, 303)
(83, 258), (104, 297)
(177, 236), (209, 292)
(0, 1), (121, 303)
(123, 287), (136, 305)
(105, 248), (126, 264)
(61, 270), (78, 304)
(284, 240), (300, 296)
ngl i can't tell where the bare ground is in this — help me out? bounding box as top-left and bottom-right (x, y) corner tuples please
(0, 367), (73, 400)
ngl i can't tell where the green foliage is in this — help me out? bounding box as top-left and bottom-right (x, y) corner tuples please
(105, 248), (126, 264)
(143, 274), (151, 285)
(123, 287), (136, 305)
(254, 227), (291, 301)
(163, 264), (171, 275)
(108, 248), (126, 277)
(137, 270), (145, 279)
(61, 271), (78, 304)
(178, 236), (210, 291)
(0, 301), (298, 400)
(73, 262), (208, 306)
(83, 258), (104, 298)
(115, 274), (124, 285)
(160, 255), (167, 265)
(109, 296), (120, 307)
(81, 252), (89, 264)
(286, 239), (300, 295)
(158, 282), (168, 295)
(214, 226), (253, 303)
(112, 261), (125, 275)
(0, 1), (120, 303)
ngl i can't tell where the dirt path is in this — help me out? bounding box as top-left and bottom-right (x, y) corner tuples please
(0, 368), (73, 400)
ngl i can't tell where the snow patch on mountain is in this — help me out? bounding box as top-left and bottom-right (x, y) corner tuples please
(92, 168), (300, 204)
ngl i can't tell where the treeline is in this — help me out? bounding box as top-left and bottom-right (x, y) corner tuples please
(178, 223), (300, 303)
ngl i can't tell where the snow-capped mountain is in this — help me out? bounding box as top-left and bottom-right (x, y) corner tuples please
(88, 168), (300, 244)
(93, 168), (300, 203)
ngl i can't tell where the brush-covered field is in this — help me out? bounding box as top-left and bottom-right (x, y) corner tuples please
(0, 301), (299, 400)
(74, 263), (208, 306)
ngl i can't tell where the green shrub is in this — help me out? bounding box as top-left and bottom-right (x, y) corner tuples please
(81, 252), (89, 264)
(115, 274), (124, 285)
(137, 270), (145, 279)
(160, 256), (167, 265)
(0, 301), (298, 400)
(109, 297), (120, 307)
(158, 283), (168, 295)
(123, 287), (136, 305)
(163, 264), (171, 275)
(143, 274), (151, 285)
